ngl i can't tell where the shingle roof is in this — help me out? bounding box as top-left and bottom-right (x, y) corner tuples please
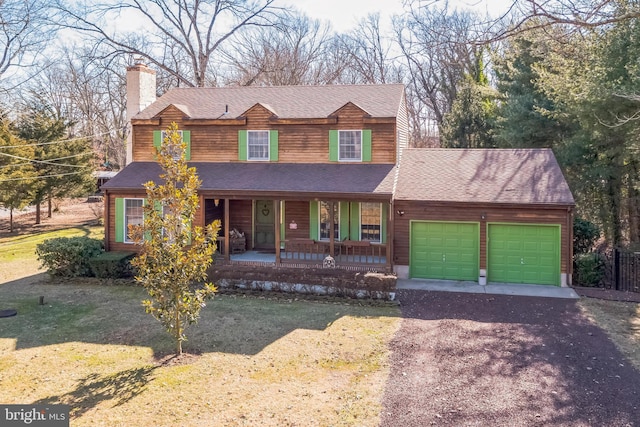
(395, 148), (574, 205)
(134, 84), (405, 120)
(102, 162), (395, 197)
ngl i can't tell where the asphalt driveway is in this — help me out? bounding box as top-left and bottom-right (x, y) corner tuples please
(382, 290), (640, 427)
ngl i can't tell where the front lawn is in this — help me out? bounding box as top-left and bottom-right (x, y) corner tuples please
(0, 278), (400, 426)
(0, 225), (103, 283)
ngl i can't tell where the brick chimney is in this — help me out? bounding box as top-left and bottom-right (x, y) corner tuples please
(125, 58), (156, 165)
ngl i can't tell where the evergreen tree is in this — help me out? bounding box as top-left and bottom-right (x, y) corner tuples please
(15, 102), (94, 223)
(441, 54), (497, 148)
(0, 116), (37, 232)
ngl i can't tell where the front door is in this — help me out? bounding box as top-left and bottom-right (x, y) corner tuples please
(254, 200), (275, 250)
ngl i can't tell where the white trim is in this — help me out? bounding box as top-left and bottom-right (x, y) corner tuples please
(247, 130), (270, 161)
(359, 202), (382, 243)
(123, 198), (144, 244)
(338, 130), (362, 162)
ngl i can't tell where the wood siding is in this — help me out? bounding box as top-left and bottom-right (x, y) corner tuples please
(282, 201), (310, 240)
(229, 200), (253, 249)
(393, 201), (572, 274)
(132, 104), (398, 164)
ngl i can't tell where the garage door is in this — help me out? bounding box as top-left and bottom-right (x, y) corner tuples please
(410, 222), (479, 281)
(488, 224), (560, 286)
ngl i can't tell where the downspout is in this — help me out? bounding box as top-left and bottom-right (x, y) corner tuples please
(104, 189), (110, 251)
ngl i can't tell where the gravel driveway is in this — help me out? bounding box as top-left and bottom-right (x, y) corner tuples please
(382, 290), (640, 427)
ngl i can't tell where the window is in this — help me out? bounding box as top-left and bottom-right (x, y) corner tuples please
(160, 130), (184, 160)
(360, 202), (381, 242)
(339, 130), (362, 161)
(247, 130), (270, 161)
(319, 201), (339, 241)
(124, 198), (144, 243)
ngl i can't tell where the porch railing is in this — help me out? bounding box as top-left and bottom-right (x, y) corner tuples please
(281, 238), (387, 266)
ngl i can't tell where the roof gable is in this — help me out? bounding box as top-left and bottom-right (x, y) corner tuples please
(152, 103), (191, 119)
(329, 101), (370, 118)
(241, 103), (278, 118)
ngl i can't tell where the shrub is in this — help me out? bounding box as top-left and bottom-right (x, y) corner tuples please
(36, 237), (104, 277)
(88, 251), (136, 279)
(573, 252), (605, 287)
(574, 217), (600, 254)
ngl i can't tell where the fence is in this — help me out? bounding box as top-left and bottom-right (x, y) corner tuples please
(610, 249), (640, 293)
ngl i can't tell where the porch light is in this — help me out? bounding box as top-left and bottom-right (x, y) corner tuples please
(214, 199), (219, 207)
(396, 210), (405, 216)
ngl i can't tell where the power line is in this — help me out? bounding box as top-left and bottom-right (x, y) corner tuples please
(0, 170), (88, 183)
(0, 150), (94, 169)
(0, 127), (126, 149)
(0, 151), (92, 168)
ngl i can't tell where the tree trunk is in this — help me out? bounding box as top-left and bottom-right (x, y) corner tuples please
(627, 161), (640, 244)
(47, 195), (52, 218)
(176, 307), (182, 355)
(9, 208), (13, 233)
(35, 203), (41, 225)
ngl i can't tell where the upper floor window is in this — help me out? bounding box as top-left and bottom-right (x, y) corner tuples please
(339, 130), (362, 161)
(238, 130), (278, 162)
(360, 202), (381, 242)
(319, 201), (340, 241)
(124, 198), (144, 243)
(154, 130), (190, 161)
(247, 130), (270, 161)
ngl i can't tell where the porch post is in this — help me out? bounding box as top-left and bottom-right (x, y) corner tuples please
(386, 201), (393, 270)
(329, 201), (335, 257)
(275, 199), (281, 266)
(224, 198), (230, 261)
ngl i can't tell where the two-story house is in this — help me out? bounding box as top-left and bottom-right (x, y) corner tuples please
(103, 62), (575, 287)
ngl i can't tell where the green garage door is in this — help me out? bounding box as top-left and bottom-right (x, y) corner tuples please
(410, 222), (479, 281)
(488, 224), (560, 286)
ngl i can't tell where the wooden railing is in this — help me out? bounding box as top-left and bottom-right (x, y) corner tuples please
(281, 238), (386, 266)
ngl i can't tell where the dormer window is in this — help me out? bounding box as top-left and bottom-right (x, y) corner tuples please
(339, 130), (362, 161)
(153, 130), (191, 161)
(329, 129), (371, 162)
(247, 130), (270, 161)
(161, 130), (184, 160)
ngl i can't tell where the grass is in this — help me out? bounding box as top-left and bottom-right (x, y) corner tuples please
(579, 298), (640, 371)
(0, 225), (103, 283)
(0, 279), (400, 426)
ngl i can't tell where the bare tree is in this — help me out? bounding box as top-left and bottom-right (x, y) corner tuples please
(394, 2), (487, 134)
(336, 13), (403, 84)
(0, 0), (54, 83)
(51, 0), (286, 88)
(221, 11), (342, 86)
(23, 48), (129, 169)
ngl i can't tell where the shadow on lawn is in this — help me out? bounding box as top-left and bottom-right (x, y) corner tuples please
(0, 274), (395, 357)
(382, 290), (640, 427)
(33, 366), (156, 419)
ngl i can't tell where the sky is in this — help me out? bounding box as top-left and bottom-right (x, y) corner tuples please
(292, 0), (506, 33)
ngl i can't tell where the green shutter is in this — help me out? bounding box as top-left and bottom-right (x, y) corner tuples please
(362, 129), (372, 162)
(238, 130), (248, 161)
(310, 201), (319, 240)
(153, 131), (162, 159)
(381, 203), (387, 243)
(329, 130), (338, 162)
(115, 198), (124, 243)
(350, 202), (360, 240)
(339, 202), (350, 240)
(270, 130), (278, 162)
(183, 130), (191, 161)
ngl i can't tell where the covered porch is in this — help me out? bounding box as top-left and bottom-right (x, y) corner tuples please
(202, 197), (392, 271)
